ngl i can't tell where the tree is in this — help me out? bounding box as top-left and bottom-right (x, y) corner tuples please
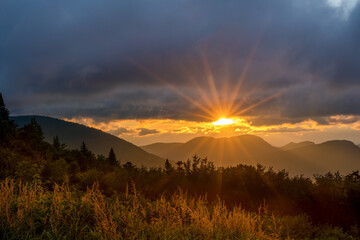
(0, 93), (9, 121)
(80, 141), (89, 155)
(79, 141), (96, 169)
(165, 159), (173, 173)
(191, 155), (200, 174)
(123, 162), (136, 171)
(20, 118), (44, 143)
(176, 161), (184, 173)
(108, 148), (118, 166)
(53, 136), (61, 151)
(184, 159), (191, 175)
(0, 93), (16, 142)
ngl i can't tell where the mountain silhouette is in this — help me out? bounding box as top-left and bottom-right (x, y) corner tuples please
(281, 141), (315, 151)
(288, 140), (360, 174)
(11, 115), (165, 168)
(142, 136), (360, 176)
(142, 135), (275, 166)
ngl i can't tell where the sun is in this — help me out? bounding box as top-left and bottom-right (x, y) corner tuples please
(212, 118), (234, 126)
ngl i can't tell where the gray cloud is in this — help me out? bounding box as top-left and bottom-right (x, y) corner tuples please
(254, 127), (316, 133)
(108, 127), (134, 136)
(1, 0), (360, 125)
(138, 128), (160, 136)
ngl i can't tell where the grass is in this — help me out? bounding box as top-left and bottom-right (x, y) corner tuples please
(0, 179), (357, 240)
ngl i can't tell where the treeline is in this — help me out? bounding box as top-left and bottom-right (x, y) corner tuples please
(1, 93), (360, 231)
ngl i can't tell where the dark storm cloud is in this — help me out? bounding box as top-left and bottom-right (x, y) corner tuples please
(1, 0), (360, 124)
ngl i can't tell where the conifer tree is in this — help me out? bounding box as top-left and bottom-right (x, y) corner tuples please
(20, 118), (44, 142)
(0, 93), (9, 121)
(108, 147), (118, 166)
(0, 93), (13, 141)
(80, 141), (88, 154)
(79, 141), (92, 170)
(53, 136), (60, 151)
(165, 159), (173, 173)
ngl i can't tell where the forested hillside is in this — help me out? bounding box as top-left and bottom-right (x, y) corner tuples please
(1, 94), (360, 239)
(11, 115), (165, 168)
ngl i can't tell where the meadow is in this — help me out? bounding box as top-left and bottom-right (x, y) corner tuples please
(1, 178), (359, 240)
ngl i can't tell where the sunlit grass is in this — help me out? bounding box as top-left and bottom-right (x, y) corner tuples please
(0, 179), (357, 240)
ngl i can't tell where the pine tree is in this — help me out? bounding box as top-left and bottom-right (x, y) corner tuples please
(0, 93), (9, 121)
(108, 147), (118, 166)
(165, 159), (173, 173)
(80, 141), (88, 154)
(53, 136), (60, 151)
(20, 118), (44, 141)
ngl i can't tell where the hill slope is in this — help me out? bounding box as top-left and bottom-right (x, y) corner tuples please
(281, 141), (315, 151)
(142, 136), (360, 176)
(143, 135), (276, 166)
(11, 115), (165, 167)
(288, 140), (360, 174)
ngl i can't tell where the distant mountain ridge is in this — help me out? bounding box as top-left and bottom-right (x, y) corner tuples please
(142, 136), (360, 176)
(11, 115), (360, 176)
(281, 141), (315, 151)
(143, 135), (276, 166)
(11, 115), (165, 168)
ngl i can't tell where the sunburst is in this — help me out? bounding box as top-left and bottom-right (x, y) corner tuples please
(213, 118), (234, 126)
(132, 29), (289, 126)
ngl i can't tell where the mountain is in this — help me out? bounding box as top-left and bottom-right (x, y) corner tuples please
(142, 135), (314, 175)
(142, 135), (277, 166)
(11, 115), (165, 168)
(142, 136), (360, 176)
(281, 141), (315, 151)
(287, 140), (360, 175)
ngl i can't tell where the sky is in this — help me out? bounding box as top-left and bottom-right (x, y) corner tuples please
(1, 0), (360, 146)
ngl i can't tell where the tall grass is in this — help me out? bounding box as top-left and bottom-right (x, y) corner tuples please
(0, 179), (357, 240)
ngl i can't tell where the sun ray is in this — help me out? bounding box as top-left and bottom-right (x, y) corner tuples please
(231, 136), (254, 165)
(228, 30), (264, 114)
(129, 25), (293, 130)
(200, 50), (223, 114)
(233, 89), (286, 116)
(175, 108), (217, 122)
(175, 60), (216, 111)
(131, 60), (216, 118)
(191, 137), (213, 160)
(228, 84), (262, 116)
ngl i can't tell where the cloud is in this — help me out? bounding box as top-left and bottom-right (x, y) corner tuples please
(1, 0), (360, 125)
(108, 127), (134, 136)
(137, 128), (160, 136)
(313, 115), (360, 125)
(254, 127), (316, 133)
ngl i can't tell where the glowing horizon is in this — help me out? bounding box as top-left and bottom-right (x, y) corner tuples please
(213, 118), (234, 126)
(64, 114), (360, 147)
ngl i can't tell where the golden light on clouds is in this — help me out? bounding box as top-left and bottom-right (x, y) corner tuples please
(64, 41), (360, 146)
(64, 114), (360, 146)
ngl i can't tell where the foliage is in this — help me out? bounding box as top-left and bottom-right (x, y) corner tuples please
(108, 147), (118, 166)
(0, 93), (9, 121)
(0, 179), (359, 240)
(1, 94), (360, 239)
